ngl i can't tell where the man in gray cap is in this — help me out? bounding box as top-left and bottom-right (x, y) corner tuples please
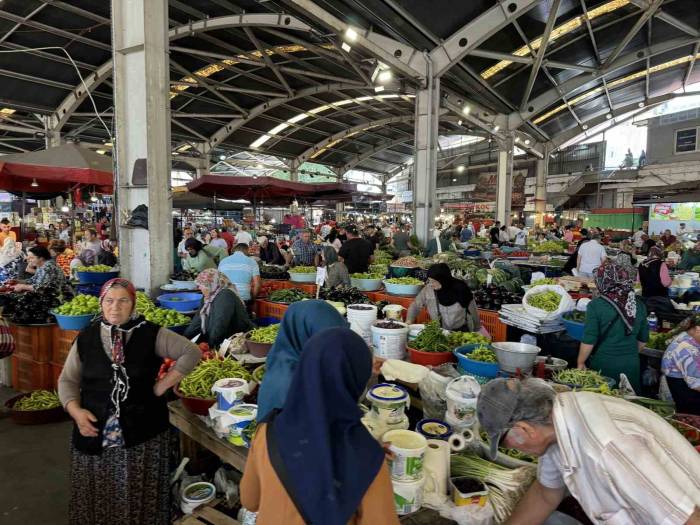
(477, 378), (700, 524)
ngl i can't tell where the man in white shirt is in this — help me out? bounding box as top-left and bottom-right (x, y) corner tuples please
(576, 233), (606, 277)
(177, 227), (193, 259)
(632, 227), (646, 248)
(235, 226), (253, 246)
(478, 378), (700, 525)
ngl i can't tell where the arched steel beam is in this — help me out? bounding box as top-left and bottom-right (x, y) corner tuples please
(199, 83), (369, 154)
(508, 36), (700, 129)
(295, 111), (449, 166)
(49, 13), (315, 133)
(340, 137), (413, 174)
(546, 92), (700, 151)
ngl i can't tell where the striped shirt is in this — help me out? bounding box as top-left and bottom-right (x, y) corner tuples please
(218, 252), (259, 301)
(540, 392), (700, 524)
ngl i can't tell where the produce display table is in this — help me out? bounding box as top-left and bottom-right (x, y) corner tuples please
(168, 400), (454, 524)
(512, 261), (565, 277)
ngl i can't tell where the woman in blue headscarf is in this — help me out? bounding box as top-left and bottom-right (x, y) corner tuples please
(256, 300), (346, 421)
(241, 327), (399, 525)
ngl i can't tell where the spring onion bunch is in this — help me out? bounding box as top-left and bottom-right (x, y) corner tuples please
(451, 453), (536, 523)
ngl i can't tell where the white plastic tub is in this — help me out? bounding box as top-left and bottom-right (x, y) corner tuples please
(371, 320), (408, 359)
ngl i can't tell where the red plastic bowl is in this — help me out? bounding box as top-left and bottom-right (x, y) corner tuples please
(4, 393), (69, 425)
(407, 346), (456, 366)
(244, 335), (273, 357)
(174, 387), (215, 416)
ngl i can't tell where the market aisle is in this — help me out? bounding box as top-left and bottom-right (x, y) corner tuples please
(0, 386), (70, 525)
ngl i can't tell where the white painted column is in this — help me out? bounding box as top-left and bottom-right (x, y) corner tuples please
(335, 202), (344, 222)
(413, 78), (440, 245)
(534, 147), (549, 227)
(111, 0), (172, 294)
(495, 135), (514, 226)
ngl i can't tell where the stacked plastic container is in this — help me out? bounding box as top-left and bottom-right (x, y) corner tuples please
(346, 304), (377, 345)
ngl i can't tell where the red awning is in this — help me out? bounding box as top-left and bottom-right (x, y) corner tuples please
(0, 144), (113, 193)
(187, 175), (356, 205)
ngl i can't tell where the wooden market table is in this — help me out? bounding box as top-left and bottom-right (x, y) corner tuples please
(168, 401), (455, 525)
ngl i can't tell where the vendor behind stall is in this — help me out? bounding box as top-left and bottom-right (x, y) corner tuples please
(638, 246), (674, 313)
(678, 240), (700, 271)
(321, 245), (350, 288)
(13, 246), (66, 295)
(257, 236), (285, 265)
(662, 315), (700, 415)
(182, 238), (217, 274)
(339, 225), (373, 273)
(478, 378), (700, 525)
(577, 261), (648, 391)
(183, 269), (254, 348)
(0, 237), (23, 284)
(406, 263), (481, 332)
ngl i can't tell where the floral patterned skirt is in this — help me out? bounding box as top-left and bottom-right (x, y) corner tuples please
(69, 430), (176, 525)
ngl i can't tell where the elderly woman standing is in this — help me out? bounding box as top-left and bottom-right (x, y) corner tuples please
(578, 261), (649, 391)
(184, 269), (254, 348)
(321, 245), (350, 288)
(57, 278), (201, 524)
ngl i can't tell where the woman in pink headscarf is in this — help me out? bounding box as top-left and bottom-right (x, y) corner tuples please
(57, 278), (201, 525)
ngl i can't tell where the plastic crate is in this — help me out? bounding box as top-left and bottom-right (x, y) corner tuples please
(478, 309), (507, 342)
(11, 354), (52, 391)
(255, 300), (289, 320)
(10, 323), (54, 363)
(50, 362), (63, 389)
(363, 291), (387, 303)
(255, 317), (281, 327)
(52, 327), (79, 365)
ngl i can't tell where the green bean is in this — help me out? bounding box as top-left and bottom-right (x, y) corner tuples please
(248, 324), (279, 343)
(179, 358), (251, 399)
(13, 390), (61, 411)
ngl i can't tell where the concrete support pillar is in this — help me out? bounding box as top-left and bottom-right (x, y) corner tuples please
(495, 135), (514, 226)
(192, 155), (210, 179)
(44, 116), (61, 148)
(413, 79), (440, 245)
(289, 159), (300, 182)
(534, 147), (549, 227)
(112, 0), (172, 294)
(336, 202), (344, 223)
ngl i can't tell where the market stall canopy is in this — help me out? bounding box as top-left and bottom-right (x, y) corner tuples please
(172, 188), (245, 210)
(187, 175), (356, 205)
(0, 144), (113, 193)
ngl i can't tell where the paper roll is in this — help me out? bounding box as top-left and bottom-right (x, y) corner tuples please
(423, 439), (450, 497)
(461, 428), (475, 445)
(448, 433), (466, 452)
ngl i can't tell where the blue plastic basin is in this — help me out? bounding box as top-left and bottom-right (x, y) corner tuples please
(51, 311), (95, 331)
(453, 344), (500, 378)
(562, 318), (585, 341)
(157, 292), (202, 312)
(76, 270), (119, 285)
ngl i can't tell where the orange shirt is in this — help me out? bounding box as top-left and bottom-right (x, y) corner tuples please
(0, 231), (16, 245)
(240, 424), (400, 525)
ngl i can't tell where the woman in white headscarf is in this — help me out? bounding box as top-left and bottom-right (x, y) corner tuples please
(0, 238), (23, 283)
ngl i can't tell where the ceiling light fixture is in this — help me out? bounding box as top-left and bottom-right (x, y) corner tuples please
(457, 120), (462, 126)
(345, 27), (358, 41)
(341, 42), (352, 53)
(457, 165), (465, 173)
(638, 102), (645, 108)
(256, 163), (263, 169)
(219, 155), (226, 161)
(374, 85), (385, 93)
(582, 124), (589, 130)
(524, 139), (531, 145)
(452, 178), (457, 182)
(462, 105), (471, 115)
(30, 178), (38, 188)
(91, 195), (98, 202)
(493, 125), (500, 132)
(514, 136), (520, 143)
(377, 70), (392, 83)
(61, 205), (70, 213)
(606, 113), (612, 120)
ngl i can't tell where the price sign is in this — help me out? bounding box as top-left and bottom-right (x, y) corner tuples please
(315, 266), (327, 286)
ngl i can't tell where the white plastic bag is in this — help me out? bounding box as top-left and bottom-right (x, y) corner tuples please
(522, 285), (574, 321)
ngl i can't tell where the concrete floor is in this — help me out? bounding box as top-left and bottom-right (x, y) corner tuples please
(0, 386), (71, 525)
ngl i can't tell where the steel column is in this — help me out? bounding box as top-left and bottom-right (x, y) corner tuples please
(412, 77), (440, 245)
(112, 0), (172, 294)
(495, 136), (514, 226)
(535, 147), (549, 227)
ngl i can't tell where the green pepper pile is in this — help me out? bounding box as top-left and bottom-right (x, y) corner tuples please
(526, 290), (561, 312)
(248, 324), (279, 344)
(351, 273), (384, 280)
(412, 321), (451, 352)
(268, 289), (311, 303)
(252, 365), (265, 383)
(553, 369), (609, 389)
(448, 331), (490, 347)
(468, 344), (498, 363)
(54, 294), (100, 316)
(531, 278), (556, 286)
(289, 265), (316, 273)
(385, 277), (423, 285)
(13, 390), (61, 411)
(77, 264), (114, 273)
(179, 358), (251, 399)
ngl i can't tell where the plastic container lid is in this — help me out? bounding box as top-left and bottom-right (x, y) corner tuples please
(416, 418), (452, 440)
(367, 383), (409, 404)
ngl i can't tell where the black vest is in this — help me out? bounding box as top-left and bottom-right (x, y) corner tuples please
(638, 259), (668, 298)
(74, 321), (168, 455)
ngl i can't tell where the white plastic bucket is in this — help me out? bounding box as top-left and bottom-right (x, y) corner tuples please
(347, 304), (377, 344)
(181, 482), (216, 514)
(408, 324), (425, 342)
(371, 321), (408, 359)
(384, 429), (428, 481)
(211, 377), (249, 411)
(445, 376), (481, 429)
(392, 477), (425, 515)
(366, 383), (409, 424)
(225, 404), (258, 447)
